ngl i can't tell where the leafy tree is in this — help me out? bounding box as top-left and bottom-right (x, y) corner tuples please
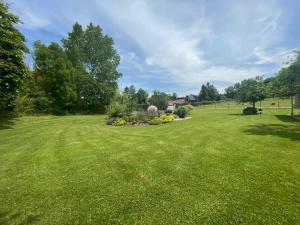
(275, 53), (300, 97)
(0, 1), (28, 111)
(136, 88), (148, 104)
(128, 85), (137, 102)
(62, 22), (122, 112)
(149, 90), (168, 110)
(224, 86), (235, 99)
(263, 77), (277, 98)
(237, 76), (265, 108)
(272, 53), (300, 114)
(32, 41), (77, 114)
(123, 86), (129, 95)
(199, 83), (220, 101)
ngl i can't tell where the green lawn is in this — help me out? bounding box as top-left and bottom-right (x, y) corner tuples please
(0, 109), (299, 225)
(197, 97), (293, 109)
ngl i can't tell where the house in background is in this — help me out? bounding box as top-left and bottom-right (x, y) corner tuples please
(167, 98), (185, 110)
(186, 94), (198, 103)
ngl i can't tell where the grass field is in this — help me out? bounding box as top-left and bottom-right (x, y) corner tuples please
(0, 108), (299, 224)
(197, 97), (294, 109)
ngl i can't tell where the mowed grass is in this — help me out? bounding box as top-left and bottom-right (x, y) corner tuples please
(197, 97), (293, 109)
(0, 109), (299, 225)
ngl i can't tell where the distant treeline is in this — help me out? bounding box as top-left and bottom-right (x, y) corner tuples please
(1, 1), (299, 115)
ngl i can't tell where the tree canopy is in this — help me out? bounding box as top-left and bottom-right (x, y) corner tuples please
(149, 90), (168, 110)
(0, 1), (28, 111)
(136, 88), (148, 105)
(62, 22), (122, 113)
(199, 83), (220, 101)
(236, 77), (265, 107)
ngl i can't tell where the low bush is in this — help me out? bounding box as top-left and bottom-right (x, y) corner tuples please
(147, 105), (158, 118)
(149, 114), (174, 125)
(148, 117), (163, 125)
(175, 106), (189, 118)
(243, 107), (258, 115)
(112, 118), (127, 126)
(160, 114), (175, 123)
(107, 102), (127, 118)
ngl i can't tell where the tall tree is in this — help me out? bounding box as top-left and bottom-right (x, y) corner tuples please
(199, 83), (220, 101)
(0, 1), (28, 111)
(237, 76), (265, 108)
(136, 88), (148, 104)
(275, 53), (300, 97)
(32, 41), (77, 114)
(128, 85), (137, 102)
(123, 86), (129, 95)
(149, 90), (168, 110)
(273, 53), (300, 114)
(62, 22), (122, 112)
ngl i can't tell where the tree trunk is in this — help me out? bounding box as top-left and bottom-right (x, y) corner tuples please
(252, 102), (255, 108)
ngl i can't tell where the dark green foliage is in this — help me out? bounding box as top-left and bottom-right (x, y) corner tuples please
(175, 106), (189, 118)
(243, 107), (258, 115)
(136, 88), (148, 104)
(199, 83), (220, 101)
(0, 1), (28, 111)
(149, 90), (168, 110)
(62, 22), (122, 113)
(32, 41), (77, 114)
(17, 22), (122, 114)
(224, 83), (241, 100)
(237, 77), (265, 107)
(274, 53), (300, 97)
(106, 102), (127, 118)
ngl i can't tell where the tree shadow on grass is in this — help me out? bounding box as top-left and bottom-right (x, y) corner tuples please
(0, 118), (16, 130)
(275, 115), (300, 123)
(244, 123), (300, 141)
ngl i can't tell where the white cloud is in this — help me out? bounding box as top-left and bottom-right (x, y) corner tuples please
(11, 0), (299, 94)
(252, 47), (298, 67)
(97, 0), (276, 87)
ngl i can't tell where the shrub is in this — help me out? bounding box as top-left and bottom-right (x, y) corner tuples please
(107, 102), (127, 118)
(243, 107), (257, 115)
(147, 105), (158, 117)
(122, 115), (129, 122)
(175, 106), (189, 118)
(160, 114), (175, 123)
(147, 105), (158, 113)
(112, 118), (127, 126)
(148, 117), (163, 125)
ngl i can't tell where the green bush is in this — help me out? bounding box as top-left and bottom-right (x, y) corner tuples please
(148, 117), (163, 125)
(112, 118), (127, 126)
(106, 102), (127, 118)
(243, 107), (258, 115)
(175, 106), (189, 118)
(160, 114), (175, 123)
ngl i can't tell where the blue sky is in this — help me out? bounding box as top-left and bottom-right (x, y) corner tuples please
(10, 0), (300, 96)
